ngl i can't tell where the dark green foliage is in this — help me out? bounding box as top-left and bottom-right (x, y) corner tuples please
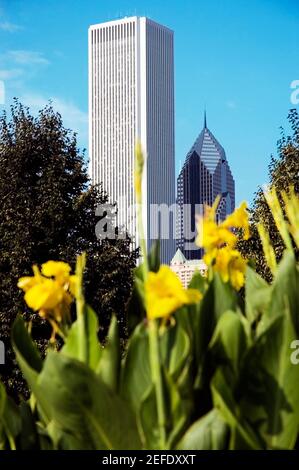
(0, 100), (137, 400)
(239, 109), (299, 281)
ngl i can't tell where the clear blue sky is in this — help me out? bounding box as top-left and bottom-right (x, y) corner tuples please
(0, 0), (298, 204)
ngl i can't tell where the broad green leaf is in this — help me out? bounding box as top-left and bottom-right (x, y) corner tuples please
(126, 273), (146, 335)
(193, 274), (238, 390)
(47, 420), (84, 450)
(62, 305), (102, 370)
(163, 368), (190, 450)
(177, 409), (228, 450)
(12, 315), (42, 372)
(0, 382), (21, 450)
(213, 273), (239, 320)
(139, 368), (189, 450)
(209, 310), (248, 375)
(159, 323), (190, 381)
(197, 274), (238, 359)
(266, 251), (299, 336)
(138, 386), (159, 450)
(38, 351), (142, 450)
(211, 369), (263, 450)
(120, 323), (151, 412)
(245, 266), (271, 324)
(96, 315), (120, 392)
(174, 306), (194, 341)
(240, 313), (299, 449)
(12, 316), (51, 424)
(188, 270), (207, 292)
(0, 383), (6, 449)
(19, 401), (39, 450)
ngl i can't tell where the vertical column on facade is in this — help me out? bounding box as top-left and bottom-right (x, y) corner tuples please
(116, 24), (119, 227)
(91, 29), (94, 182)
(96, 28), (99, 185)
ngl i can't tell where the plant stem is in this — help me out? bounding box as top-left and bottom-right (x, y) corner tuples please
(135, 144), (166, 448)
(7, 432), (16, 450)
(137, 201), (148, 281)
(148, 319), (167, 450)
(76, 253), (88, 363)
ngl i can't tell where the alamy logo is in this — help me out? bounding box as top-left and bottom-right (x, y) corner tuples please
(290, 80), (299, 105)
(95, 201), (205, 251)
(290, 340), (299, 365)
(0, 341), (5, 365)
(0, 80), (5, 105)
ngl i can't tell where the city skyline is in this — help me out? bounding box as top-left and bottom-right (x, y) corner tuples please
(0, 0), (298, 205)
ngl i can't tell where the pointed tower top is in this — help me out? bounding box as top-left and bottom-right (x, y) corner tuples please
(204, 109), (207, 129)
(171, 248), (187, 265)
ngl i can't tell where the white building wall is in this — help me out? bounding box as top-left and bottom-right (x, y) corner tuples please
(89, 16), (175, 263)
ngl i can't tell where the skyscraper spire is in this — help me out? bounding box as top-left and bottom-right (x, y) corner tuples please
(176, 115), (235, 260)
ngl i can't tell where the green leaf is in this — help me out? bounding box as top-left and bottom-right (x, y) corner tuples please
(0, 382), (21, 450)
(120, 323), (152, 413)
(211, 369), (263, 450)
(38, 351), (142, 450)
(266, 251), (299, 335)
(240, 313), (299, 449)
(139, 368), (189, 450)
(126, 273), (146, 335)
(96, 315), (120, 392)
(159, 323), (190, 381)
(193, 274), (238, 390)
(19, 401), (40, 450)
(12, 316), (51, 425)
(12, 315), (42, 373)
(62, 305), (102, 371)
(198, 275), (238, 358)
(188, 270), (207, 292)
(177, 409), (228, 450)
(138, 386), (160, 450)
(245, 266), (271, 324)
(163, 368), (190, 450)
(209, 311), (248, 375)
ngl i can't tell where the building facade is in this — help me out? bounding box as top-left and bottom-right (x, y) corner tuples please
(170, 248), (207, 288)
(176, 114), (235, 259)
(89, 16), (176, 263)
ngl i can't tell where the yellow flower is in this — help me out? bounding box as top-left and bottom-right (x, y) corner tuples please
(18, 260), (76, 340)
(145, 265), (202, 320)
(212, 247), (247, 291)
(24, 278), (65, 311)
(197, 200), (250, 253)
(17, 276), (39, 292)
(208, 246), (231, 283)
(69, 275), (78, 297)
(222, 201), (250, 240)
(197, 218), (237, 254)
(196, 198), (249, 290)
(229, 252), (247, 291)
(41, 260), (71, 280)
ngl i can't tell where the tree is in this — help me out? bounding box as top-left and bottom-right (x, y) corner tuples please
(0, 100), (137, 399)
(239, 109), (299, 281)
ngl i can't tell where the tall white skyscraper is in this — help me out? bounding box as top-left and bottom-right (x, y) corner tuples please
(89, 16), (175, 263)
